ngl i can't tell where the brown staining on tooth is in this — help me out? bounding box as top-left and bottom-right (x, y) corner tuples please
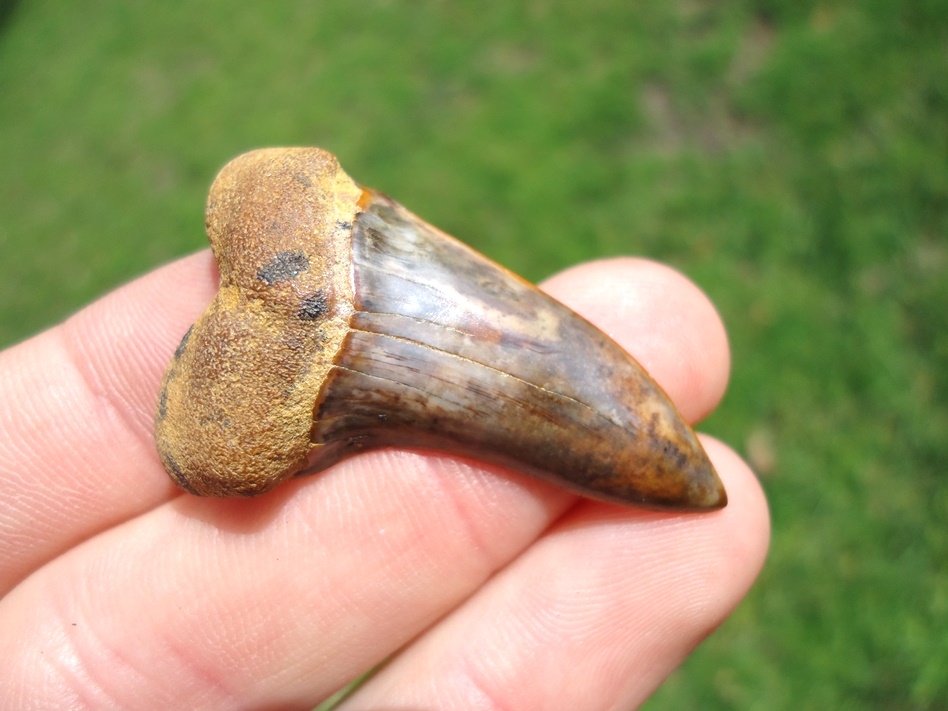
(155, 147), (726, 510)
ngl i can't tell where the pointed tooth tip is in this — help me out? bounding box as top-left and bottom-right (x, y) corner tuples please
(685, 462), (728, 511)
(697, 481), (729, 511)
(623, 471), (727, 512)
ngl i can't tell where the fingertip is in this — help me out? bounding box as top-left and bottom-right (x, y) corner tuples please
(699, 434), (771, 589)
(540, 258), (731, 423)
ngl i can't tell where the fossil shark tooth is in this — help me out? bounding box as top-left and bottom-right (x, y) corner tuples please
(155, 147), (726, 511)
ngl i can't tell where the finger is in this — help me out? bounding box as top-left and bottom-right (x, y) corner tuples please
(0, 256), (726, 595)
(341, 439), (769, 710)
(0, 258), (733, 708)
(541, 258), (730, 423)
(0, 444), (575, 708)
(0, 252), (217, 594)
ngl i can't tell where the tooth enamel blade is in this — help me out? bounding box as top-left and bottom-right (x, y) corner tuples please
(306, 192), (726, 511)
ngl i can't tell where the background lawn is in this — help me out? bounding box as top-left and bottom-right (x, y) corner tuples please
(1, 0), (946, 708)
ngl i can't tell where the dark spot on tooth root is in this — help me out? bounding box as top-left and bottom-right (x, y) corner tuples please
(173, 325), (194, 359)
(159, 450), (199, 494)
(257, 251), (310, 285)
(298, 291), (329, 321)
(157, 388), (168, 420)
(161, 451), (182, 478)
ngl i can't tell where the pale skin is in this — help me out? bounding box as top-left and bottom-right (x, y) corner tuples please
(0, 252), (769, 709)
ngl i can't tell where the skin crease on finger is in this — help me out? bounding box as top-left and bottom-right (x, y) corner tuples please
(338, 439), (769, 711)
(0, 256), (757, 709)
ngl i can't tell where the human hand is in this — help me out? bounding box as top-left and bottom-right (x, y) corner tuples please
(0, 252), (768, 709)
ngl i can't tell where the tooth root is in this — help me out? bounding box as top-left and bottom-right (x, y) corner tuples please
(155, 147), (726, 510)
(306, 192), (726, 511)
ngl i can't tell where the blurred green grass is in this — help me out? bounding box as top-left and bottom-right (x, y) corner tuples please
(1, 0), (945, 708)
